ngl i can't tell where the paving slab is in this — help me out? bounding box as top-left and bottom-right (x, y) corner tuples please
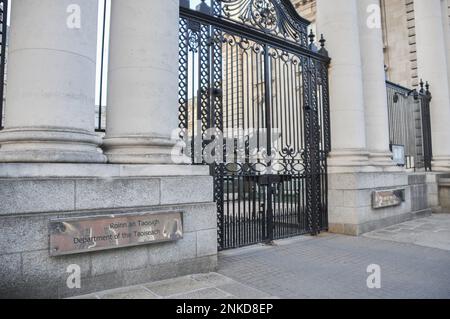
(191, 272), (234, 287)
(72, 273), (273, 299)
(364, 215), (450, 251)
(171, 288), (230, 299)
(216, 282), (273, 299)
(98, 287), (159, 299)
(144, 276), (209, 297)
(69, 294), (98, 299)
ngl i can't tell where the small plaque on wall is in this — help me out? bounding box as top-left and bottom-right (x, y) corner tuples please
(372, 189), (405, 209)
(391, 144), (406, 166)
(49, 211), (183, 256)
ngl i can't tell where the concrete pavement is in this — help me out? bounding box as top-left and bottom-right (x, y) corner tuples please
(73, 215), (450, 299)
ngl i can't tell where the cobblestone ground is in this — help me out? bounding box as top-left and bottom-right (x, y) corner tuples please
(219, 232), (450, 299)
(75, 215), (450, 299)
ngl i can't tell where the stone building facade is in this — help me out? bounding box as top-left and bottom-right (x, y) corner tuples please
(294, 0), (450, 88)
(0, 0), (449, 298)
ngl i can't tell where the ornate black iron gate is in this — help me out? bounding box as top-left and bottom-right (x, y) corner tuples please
(178, 0), (331, 250)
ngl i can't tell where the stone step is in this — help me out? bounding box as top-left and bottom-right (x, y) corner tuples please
(439, 178), (450, 187)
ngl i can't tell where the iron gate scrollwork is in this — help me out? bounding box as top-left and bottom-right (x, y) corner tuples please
(178, 0), (331, 250)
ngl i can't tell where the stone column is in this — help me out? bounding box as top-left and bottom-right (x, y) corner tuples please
(414, 0), (450, 171)
(357, 0), (394, 168)
(316, 0), (370, 172)
(103, 0), (180, 164)
(0, 0), (106, 163)
(441, 0), (450, 97)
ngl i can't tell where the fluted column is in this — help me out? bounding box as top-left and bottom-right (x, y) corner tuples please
(0, 0), (106, 163)
(357, 0), (395, 168)
(414, 0), (450, 171)
(103, 0), (180, 164)
(316, 0), (370, 172)
(441, 0), (450, 98)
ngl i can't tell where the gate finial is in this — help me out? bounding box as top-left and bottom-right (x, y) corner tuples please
(196, 0), (211, 14)
(425, 81), (432, 100)
(318, 34), (329, 57)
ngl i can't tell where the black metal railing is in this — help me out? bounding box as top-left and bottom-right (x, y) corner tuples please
(386, 80), (432, 171)
(0, 0), (8, 130)
(96, 0), (109, 133)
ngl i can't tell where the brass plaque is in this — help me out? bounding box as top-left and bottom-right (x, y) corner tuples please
(372, 189), (405, 209)
(49, 211), (183, 256)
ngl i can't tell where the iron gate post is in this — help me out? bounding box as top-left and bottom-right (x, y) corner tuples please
(264, 43), (274, 243)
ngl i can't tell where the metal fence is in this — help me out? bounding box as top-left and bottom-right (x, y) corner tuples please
(0, 0), (8, 130)
(96, 0), (109, 133)
(386, 80), (432, 171)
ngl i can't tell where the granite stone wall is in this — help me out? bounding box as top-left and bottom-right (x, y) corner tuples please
(328, 172), (432, 236)
(0, 174), (217, 299)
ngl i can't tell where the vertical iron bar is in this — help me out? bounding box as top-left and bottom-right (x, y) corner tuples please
(178, 17), (189, 158)
(97, 0), (107, 132)
(0, 0), (8, 129)
(421, 94), (433, 171)
(211, 24), (224, 249)
(263, 44), (274, 243)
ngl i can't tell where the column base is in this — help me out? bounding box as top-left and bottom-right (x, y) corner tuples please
(327, 150), (402, 173)
(327, 149), (371, 173)
(369, 151), (403, 172)
(0, 127), (106, 163)
(369, 151), (393, 165)
(432, 156), (450, 172)
(103, 136), (182, 164)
